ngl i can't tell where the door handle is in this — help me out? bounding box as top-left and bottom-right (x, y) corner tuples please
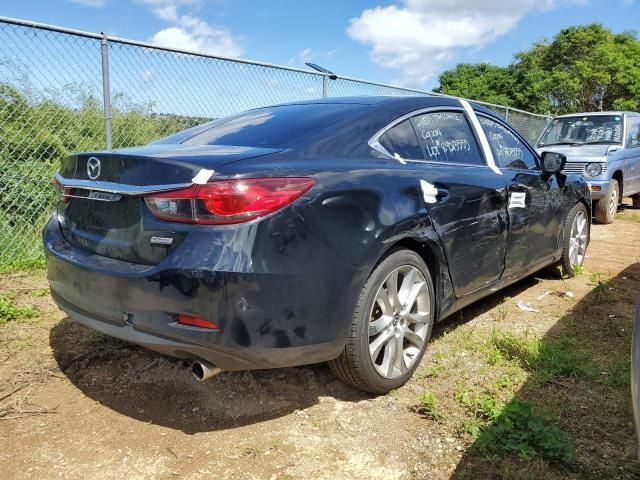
(420, 180), (449, 204)
(435, 187), (449, 201)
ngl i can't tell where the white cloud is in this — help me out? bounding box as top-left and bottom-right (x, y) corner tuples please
(69, 0), (107, 7)
(348, 0), (586, 87)
(288, 48), (316, 66)
(139, 0), (244, 57)
(288, 48), (339, 68)
(152, 23), (243, 57)
(154, 5), (179, 21)
(138, 0), (201, 20)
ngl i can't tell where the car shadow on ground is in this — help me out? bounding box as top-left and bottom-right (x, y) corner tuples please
(450, 263), (640, 479)
(49, 319), (368, 434)
(431, 274), (541, 342)
(47, 269), (545, 435)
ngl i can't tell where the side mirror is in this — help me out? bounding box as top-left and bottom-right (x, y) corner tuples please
(540, 151), (566, 174)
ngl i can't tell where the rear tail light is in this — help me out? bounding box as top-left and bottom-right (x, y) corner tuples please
(53, 178), (75, 203)
(177, 314), (220, 330)
(145, 177), (314, 225)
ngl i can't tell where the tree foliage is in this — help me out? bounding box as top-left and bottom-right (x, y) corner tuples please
(436, 24), (640, 115)
(434, 63), (514, 106)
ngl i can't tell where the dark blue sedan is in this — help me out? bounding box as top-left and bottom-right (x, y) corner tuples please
(44, 96), (591, 393)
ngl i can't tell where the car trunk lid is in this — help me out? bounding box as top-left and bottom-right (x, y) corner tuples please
(56, 144), (282, 265)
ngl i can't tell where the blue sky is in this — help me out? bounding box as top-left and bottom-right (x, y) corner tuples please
(2, 0), (639, 90)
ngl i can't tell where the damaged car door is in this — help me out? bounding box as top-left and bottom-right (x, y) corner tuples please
(372, 107), (509, 295)
(478, 114), (563, 278)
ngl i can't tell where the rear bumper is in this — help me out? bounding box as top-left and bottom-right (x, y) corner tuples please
(44, 214), (363, 370)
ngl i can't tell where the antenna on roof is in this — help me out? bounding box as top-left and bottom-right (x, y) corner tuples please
(305, 62), (337, 80)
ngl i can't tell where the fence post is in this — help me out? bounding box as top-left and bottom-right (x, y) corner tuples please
(100, 33), (113, 149)
(505, 107), (510, 122)
(322, 75), (328, 98)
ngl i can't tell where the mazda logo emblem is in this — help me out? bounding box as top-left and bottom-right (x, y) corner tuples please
(87, 157), (101, 180)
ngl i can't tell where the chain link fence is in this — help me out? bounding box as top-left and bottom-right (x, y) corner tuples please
(0, 17), (550, 271)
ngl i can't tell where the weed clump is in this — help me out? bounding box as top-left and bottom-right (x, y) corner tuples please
(413, 391), (445, 421)
(474, 399), (574, 462)
(0, 293), (36, 324)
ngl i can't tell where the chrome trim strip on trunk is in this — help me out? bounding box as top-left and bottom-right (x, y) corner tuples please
(54, 173), (192, 195)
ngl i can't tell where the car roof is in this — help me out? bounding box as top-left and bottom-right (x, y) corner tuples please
(270, 96), (398, 106)
(555, 111), (639, 118)
(155, 95), (510, 157)
(269, 95), (501, 117)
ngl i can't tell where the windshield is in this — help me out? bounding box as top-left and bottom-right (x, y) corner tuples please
(154, 103), (362, 148)
(538, 115), (623, 146)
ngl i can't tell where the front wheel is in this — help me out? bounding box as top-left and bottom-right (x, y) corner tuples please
(593, 179), (619, 224)
(559, 203), (590, 277)
(329, 249), (435, 394)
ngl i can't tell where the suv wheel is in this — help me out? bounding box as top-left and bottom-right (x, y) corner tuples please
(593, 179), (619, 224)
(329, 249), (434, 394)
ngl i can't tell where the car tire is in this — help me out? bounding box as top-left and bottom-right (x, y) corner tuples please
(633, 194), (640, 209)
(329, 249), (435, 394)
(593, 179), (619, 224)
(558, 202), (590, 277)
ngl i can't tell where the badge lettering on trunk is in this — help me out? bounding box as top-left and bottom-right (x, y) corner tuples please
(150, 236), (174, 246)
(87, 191), (121, 202)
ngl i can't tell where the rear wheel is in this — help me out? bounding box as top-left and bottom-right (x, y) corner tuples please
(329, 249), (434, 394)
(632, 194), (640, 209)
(593, 179), (619, 224)
(559, 203), (589, 277)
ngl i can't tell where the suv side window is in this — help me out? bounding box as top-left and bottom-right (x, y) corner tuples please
(410, 111), (484, 165)
(479, 116), (538, 170)
(626, 117), (640, 148)
(378, 119), (424, 160)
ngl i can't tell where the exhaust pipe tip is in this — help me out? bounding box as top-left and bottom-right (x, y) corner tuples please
(191, 360), (222, 381)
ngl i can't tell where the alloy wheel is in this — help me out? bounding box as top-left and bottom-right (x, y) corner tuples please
(568, 210), (588, 267)
(368, 265), (431, 379)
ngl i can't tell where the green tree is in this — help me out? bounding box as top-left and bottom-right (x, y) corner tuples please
(436, 24), (640, 115)
(434, 63), (514, 106)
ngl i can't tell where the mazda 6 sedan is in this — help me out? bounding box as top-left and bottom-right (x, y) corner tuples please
(45, 96), (591, 393)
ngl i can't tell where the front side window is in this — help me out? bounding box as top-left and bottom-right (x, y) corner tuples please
(538, 115), (623, 147)
(479, 116), (538, 170)
(410, 111), (484, 165)
(626, 117), (640, 148)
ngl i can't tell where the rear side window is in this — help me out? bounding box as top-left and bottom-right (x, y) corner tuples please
(479, 116), (538, 170)
(378, 119), (423, 160)
(410, 111), (484, 165)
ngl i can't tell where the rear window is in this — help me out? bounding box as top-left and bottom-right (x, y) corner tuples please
(161, 104), (361, 148)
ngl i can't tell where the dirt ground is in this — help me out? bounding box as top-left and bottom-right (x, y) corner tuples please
(1, 204), (639, 480)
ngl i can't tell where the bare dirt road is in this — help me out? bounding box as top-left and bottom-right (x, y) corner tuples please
(1, 208), (639, 480)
